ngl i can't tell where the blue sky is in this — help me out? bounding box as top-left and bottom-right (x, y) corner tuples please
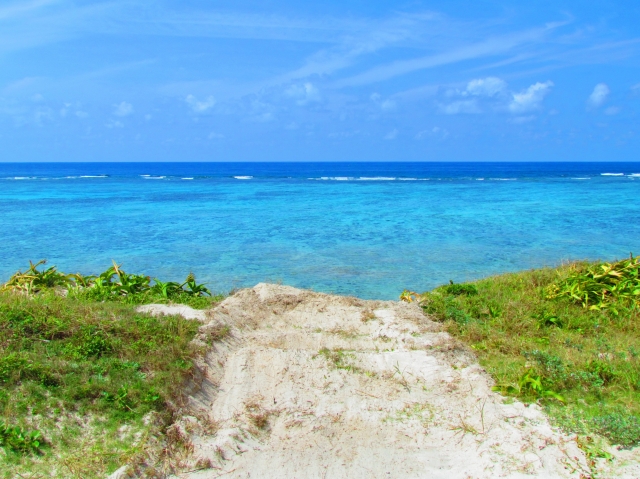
(1, 1), (640, 161)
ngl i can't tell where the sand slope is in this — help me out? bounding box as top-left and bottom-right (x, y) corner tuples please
(153, 284), (602, 478)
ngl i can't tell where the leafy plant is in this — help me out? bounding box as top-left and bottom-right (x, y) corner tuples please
(180, 272), (211, 297)
(150, 280), (183, 299)
(546, 254), (640, 311)
(493, 369), (565, 403)
(585, 360), (617, 386)
(1, 260), (215, 305)
(400, 290), (420, 302)
(1, 260), (73, 294)
(91, 261), (151, 297)
(0, 422), (44, 455)
(535, 311), (563, 328)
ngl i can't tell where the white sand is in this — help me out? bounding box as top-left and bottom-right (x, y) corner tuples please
(138, 284), (608, 479)
(136, 304), (207, 321)
(136, 284), (638, 479)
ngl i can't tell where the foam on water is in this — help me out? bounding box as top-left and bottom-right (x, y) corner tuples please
(358, 177), (397, 181)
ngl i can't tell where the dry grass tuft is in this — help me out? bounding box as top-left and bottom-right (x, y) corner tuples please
(245, 399), (271, 431)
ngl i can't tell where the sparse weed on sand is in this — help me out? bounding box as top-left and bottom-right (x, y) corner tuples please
(316, 347), (361, 373)
(409, 256), (640, 449)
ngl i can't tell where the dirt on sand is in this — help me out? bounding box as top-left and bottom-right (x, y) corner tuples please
(133, 283), (639, 479)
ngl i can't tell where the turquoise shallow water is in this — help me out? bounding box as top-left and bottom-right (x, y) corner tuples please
(1, 162), (639, 299)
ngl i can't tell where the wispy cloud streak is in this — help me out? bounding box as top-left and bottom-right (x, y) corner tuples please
(332, 27), (554, 88)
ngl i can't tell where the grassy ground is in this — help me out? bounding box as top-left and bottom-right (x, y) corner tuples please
(0, 263), (224, 478)
(416, 257), (640, 450)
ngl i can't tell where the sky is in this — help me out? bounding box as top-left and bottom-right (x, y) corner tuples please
(1, 0), (640, 162)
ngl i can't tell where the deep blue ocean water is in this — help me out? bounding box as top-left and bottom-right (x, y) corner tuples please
(1, 162), (639, 299)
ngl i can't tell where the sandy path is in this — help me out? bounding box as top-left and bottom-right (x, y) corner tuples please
(155, 284), (600, 478)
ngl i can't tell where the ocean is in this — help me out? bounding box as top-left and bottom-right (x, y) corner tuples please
(1, 162), (639, 299)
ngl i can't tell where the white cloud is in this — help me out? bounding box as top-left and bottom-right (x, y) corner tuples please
(0, 0), (59, 21)
(509, 115), (536, 124)
(632, 83), (640, 94)
(185, 94), (216, 113)
(439, 99), (480, 114)
(113, 101), (133, 116)
(252, 112), (274, 122)
(328, 129), (363, 139)
(380, 99), (396, 110)
(75, 110), (88, 118)
(465, 77), (507, 97)
(604, 106), (620, 115)
(384, 128), (398, 140)
(59, 103), (70, 117)
(415, 126), (449, 139)
(208, 131), (224, 139)
(508, 81), (553, 113)
(587, 83), (609, 108)
(285, 82), (320, 105)
(370, 92), (396, 110)
(432, 126), (449, 138)
(334, 26), (553, 88)
(439, 78), (551, 115)
(105, 119), (124, 128)
(34, 107), (53, 125)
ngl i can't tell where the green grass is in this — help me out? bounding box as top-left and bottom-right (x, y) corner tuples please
(0, 263), (227, 477)
(414, 257), (640, 449)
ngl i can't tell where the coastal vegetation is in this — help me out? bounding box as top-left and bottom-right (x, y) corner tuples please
(406, 255), (640, 451)
(0, 261), (221, 478)
(3, 260), (220, 308)
(2, 256), (639, 476)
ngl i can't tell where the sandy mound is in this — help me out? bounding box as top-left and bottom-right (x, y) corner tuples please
(152, 284), (604, 478)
